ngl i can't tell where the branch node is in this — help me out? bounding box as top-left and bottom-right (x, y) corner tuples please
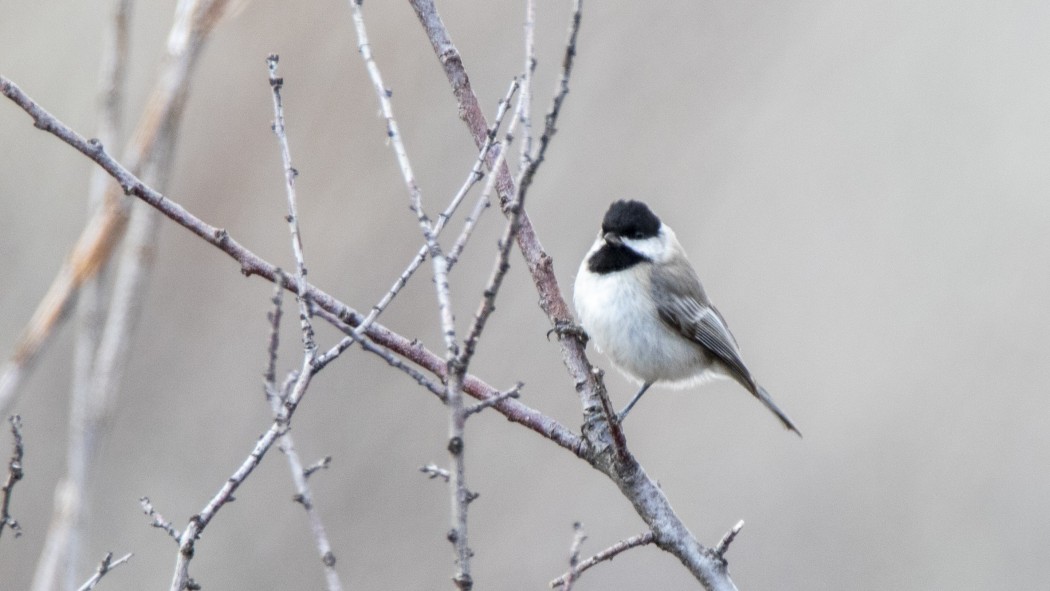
(446, 436), (464, 455)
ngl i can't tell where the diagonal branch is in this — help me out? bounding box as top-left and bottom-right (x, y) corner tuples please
(0, 73), (584, 459)
(550, 531), (654, 588)
(0, 0), (233, 417)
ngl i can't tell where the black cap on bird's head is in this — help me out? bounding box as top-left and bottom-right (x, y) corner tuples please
(601, 200), (662, 240)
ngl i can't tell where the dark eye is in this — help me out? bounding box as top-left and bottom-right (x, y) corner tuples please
(630, 231), (645, 239)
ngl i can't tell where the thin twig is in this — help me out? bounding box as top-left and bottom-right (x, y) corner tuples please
(559, 522), (587, 591)
(262, 285), (342, 590)
(1, 415), (24, 540)
(347, 0), (432, 242)
(350, 78), (518, 337)
(456, 147), (527, 366)
(518, 0), (582, 197)
(312, 306), (446, 399)
(419, 463), (451, 482)
(302, 456), (332, 480)
(519, 0), (536, 168)
(263, 281), (284, 401)
(463, 383), (522, 417)
(267, 54), (317, 357)
(446, 90), (524, 269)
(275, 432), (342, 591)
(713, 520), (745, 559)
(77, 552), (133, 591)
(445, 78), (519, 269)
(139, 497), (181, 542)
(168, 350), (315, 591)
(550, 531), (654, 588)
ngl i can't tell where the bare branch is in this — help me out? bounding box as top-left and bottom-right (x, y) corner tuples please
(446, 89), (523, 269)
(348, 78), (518, 341)
(0, 68), (585, 462)
(263, 281), (284, 400)
(139, 497), (181, 542)
(408, 0), (606, 443)
(557, 522), (588, 591)
(275, 431), (342, 591)
(348, 3), (485, 587)
(419, 463), (451, 482)
(32, 5), (231, 588)
(77, 552), (133, 591)
(0, 0), (233, 416)
(1, 415), (25, 540)
(267, 53), (317, 357)
(3, 46), (593, 481)
(714, 520), (745, 559)
(302, 456), (332, 480)
(463, 383), (522, 417)
(518, 0), (582, 195)
(347, 0), (433, 242)
(518, 0), (536, 167)
(445, 78), (520, 269)
(457, 157), (526, 367)
(408, 3), (741, 589)
(168, 351), (316, 591)
(315, 307), (448, 399)
(262, 292), (343, 591)
(550, 531), (654, 589)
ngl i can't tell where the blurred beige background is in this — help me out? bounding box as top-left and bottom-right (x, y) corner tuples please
(3, 1), (1050, 589)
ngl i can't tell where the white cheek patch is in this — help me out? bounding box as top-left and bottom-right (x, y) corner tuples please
(620, 228), (671, 263)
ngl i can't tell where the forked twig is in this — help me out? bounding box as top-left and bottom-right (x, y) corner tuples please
(550, 531), (655, 588)
(77, 552), (133, 591)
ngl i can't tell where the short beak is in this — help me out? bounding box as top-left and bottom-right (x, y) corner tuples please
(602, 232), (621, 246)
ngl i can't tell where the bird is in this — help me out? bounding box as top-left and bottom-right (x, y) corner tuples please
(572, 199), (800, 435)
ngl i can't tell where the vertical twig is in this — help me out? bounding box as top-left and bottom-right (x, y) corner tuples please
(560, 522), (587, 591)
(260, 237), (341, 591)
(267, 54), (317, 357)
(0, 415), (25, 540)
(519, 0), (536, 167)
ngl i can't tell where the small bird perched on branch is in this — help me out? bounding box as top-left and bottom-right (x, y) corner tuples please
(573, 199), (800, 435)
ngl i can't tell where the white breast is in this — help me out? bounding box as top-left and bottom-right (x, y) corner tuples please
(574, 250), (715, 386)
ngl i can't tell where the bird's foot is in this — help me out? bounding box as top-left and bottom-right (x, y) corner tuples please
(547, 319), (589, 344)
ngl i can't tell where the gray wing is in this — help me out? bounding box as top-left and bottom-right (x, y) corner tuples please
(650, 261), (756, 388)
(652, 261), (802, 435)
